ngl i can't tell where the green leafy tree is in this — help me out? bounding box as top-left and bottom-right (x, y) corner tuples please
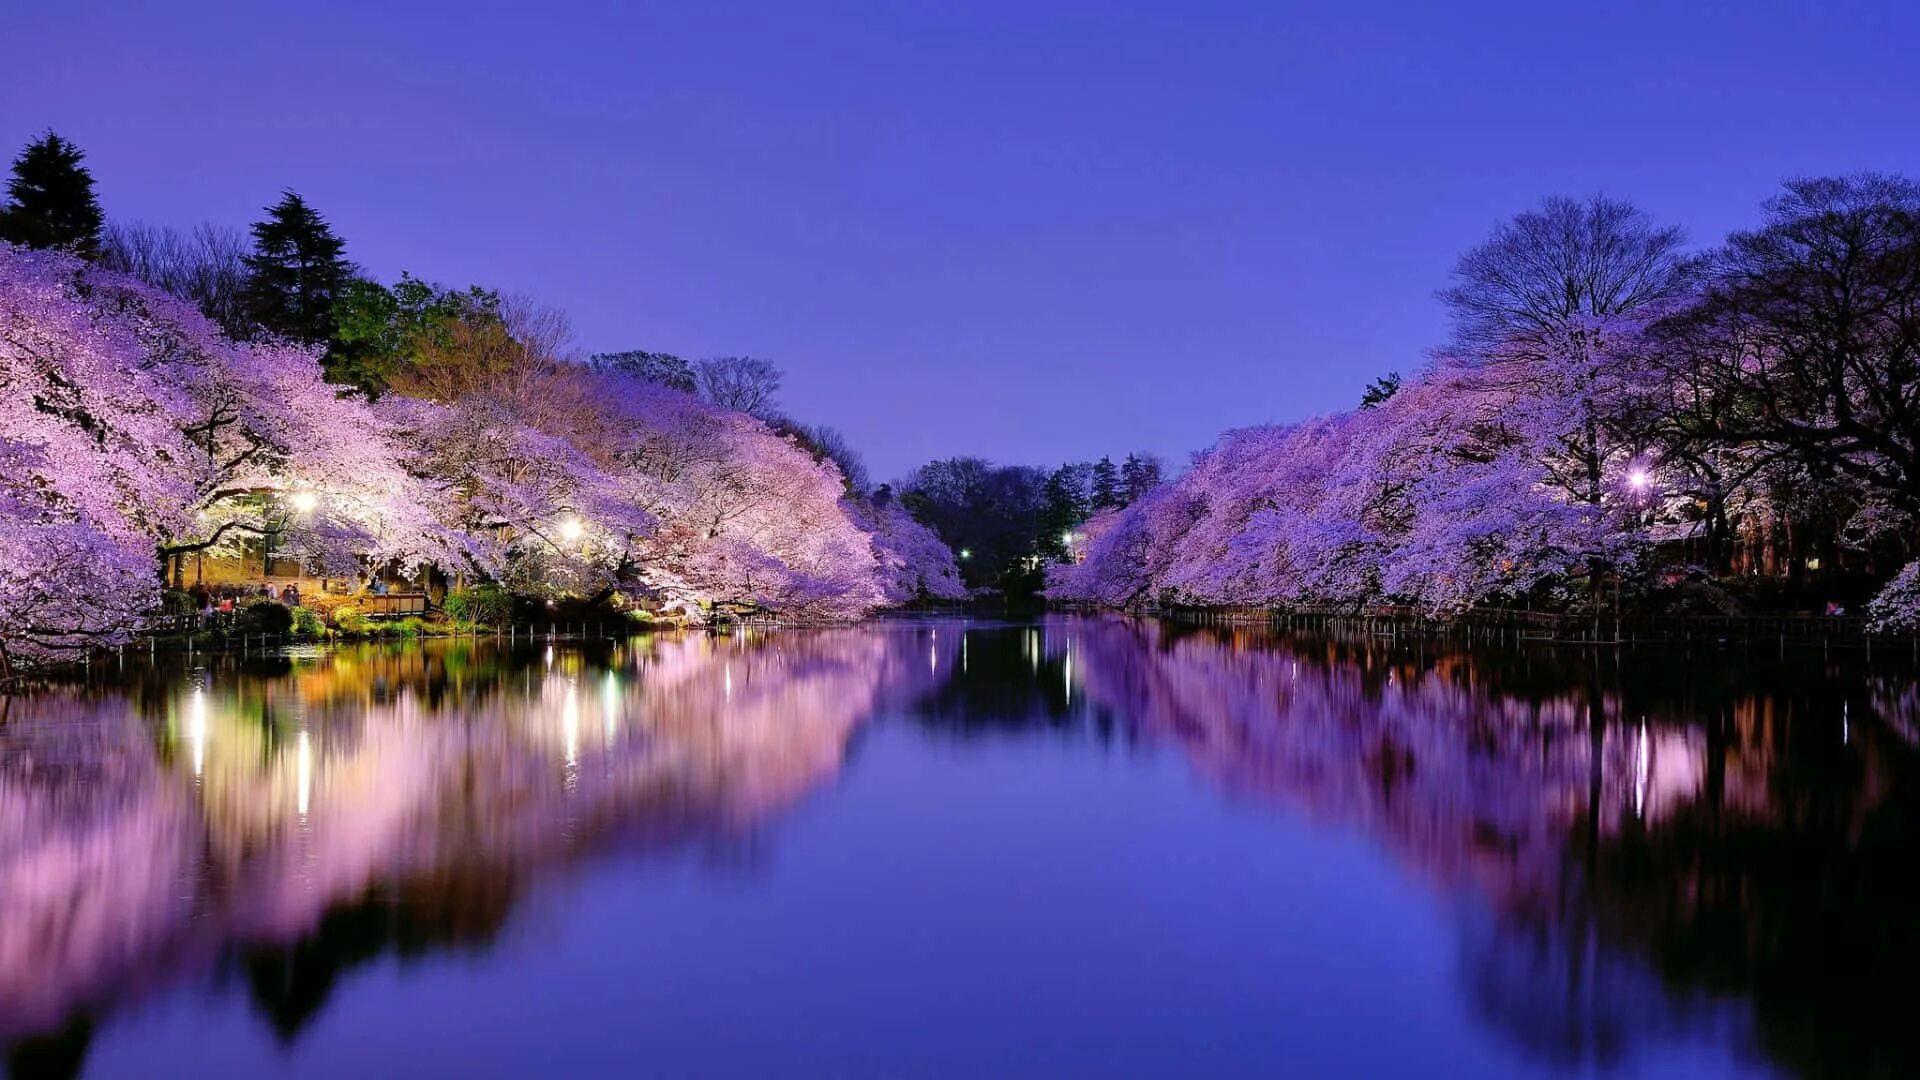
(0, 132), (104, 258)
(328, 273), (500, 394)
(242, 190), (352, 344)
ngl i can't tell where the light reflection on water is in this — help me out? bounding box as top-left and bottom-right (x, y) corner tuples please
(0, 617), (1915, 1078)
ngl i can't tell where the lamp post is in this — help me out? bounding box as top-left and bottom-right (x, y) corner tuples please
(271, 490), (319, 577)
(1618, 465), (1658, 642)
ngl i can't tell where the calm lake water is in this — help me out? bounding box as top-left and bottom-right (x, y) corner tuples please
(2, 617), (1915, 1079)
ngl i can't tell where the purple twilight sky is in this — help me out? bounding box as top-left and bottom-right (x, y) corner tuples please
(6, 1), (1920, 480)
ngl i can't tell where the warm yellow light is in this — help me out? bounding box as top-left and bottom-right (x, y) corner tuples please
(296, 731), (313, 817)
(563, 682), (580, 768)
(188, 688), (208, 778)
(558, 516), (585, 542)
(289, 490), (319, 513)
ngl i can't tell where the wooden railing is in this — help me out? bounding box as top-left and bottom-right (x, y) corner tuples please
(361, 592), (429, 617)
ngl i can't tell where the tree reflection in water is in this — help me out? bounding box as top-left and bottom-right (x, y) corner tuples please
(1, 618), (1915, 1079)
(979, 618), (1919, 1079)
(0, 628), (956, 1075)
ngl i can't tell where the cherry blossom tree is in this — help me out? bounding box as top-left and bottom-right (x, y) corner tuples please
(383, 352), (900, 620)
(0, 248), (201, 545)
(1868, 562), (1920, 634)
(585, 374), (887, 619)
(379, 392), (654, 596)
(851, 496), (966, 603)
(0, 442), (157, 676)
(1, 246), (449, 589)
(1046, 485), (1201, 607)
(1052, 356), (1641, 615)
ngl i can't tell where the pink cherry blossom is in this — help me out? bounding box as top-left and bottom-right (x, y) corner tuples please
(1, 245), (961, 661)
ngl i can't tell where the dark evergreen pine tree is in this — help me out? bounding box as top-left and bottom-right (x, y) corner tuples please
(1120, 453), (1163, 502)
(1360, 371), (1402, 409)
(1090, 456), (1121, 509)
(242, 190), (352, 343)
(0, 132), (105, 258)
(1040, 463), (1092, 559)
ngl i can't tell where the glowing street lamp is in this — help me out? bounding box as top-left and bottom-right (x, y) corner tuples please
(1061, 531), (1075, 546)
(1627, 468), (1652, 493)
(958, 548), (971, 561)
(269, 490), (317, 576)
(558, 516), (585, 542)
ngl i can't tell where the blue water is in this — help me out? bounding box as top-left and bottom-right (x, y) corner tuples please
(5, 617), (1910, 1078)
